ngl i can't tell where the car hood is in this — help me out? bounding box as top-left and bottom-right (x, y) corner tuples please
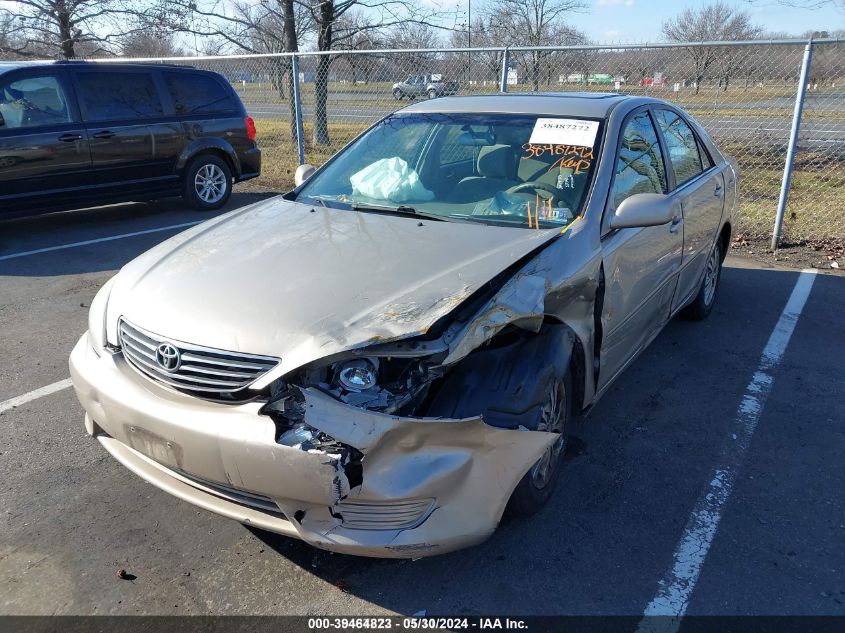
(106, 197), (558, 376)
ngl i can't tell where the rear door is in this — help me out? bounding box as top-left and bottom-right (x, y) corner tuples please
(0, 69), (91, 213)
(653, 108), (726, 311)
(598, 109), (683, 392)
(71, 68), (178, 191)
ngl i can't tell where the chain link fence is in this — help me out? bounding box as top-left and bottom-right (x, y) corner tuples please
(108, 39), (845, 244)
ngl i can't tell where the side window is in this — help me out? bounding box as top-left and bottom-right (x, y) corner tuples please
(0, 75), (71, 130)
(655, 109), (704, 186)
(76, 72), (163, 121)
(165, 73), (237, 115)
(611, 111), (666, 208)
(697, 137), (715, 169)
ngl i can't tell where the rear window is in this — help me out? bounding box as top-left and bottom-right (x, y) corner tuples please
(165, 73), (237, 115)
(76, 72), (163, 121)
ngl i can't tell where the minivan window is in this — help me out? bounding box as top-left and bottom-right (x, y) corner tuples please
(0, 75), (71, 130)
(611, 111), (666, 208)
(655, 109), (704, 186)
(76, 72), (163, 121)
(165, 73), (236, 115)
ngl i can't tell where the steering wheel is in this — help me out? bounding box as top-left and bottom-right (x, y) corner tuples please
(505, 180), (562, 204)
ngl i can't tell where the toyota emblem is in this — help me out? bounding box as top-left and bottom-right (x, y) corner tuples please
(155, 343), (181, 372)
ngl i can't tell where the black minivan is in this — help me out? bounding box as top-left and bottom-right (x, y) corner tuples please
(0, 61), (260, 217)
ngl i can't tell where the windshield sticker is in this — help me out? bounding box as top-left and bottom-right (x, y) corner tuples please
(529, 118), (599, 147)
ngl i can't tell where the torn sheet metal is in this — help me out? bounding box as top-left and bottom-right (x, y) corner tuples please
(284, 387), (558, 556)
(444, 273), (547, 365)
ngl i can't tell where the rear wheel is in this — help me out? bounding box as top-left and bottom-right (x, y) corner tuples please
(428, 88), (437, 99)
(506, 370), (572, 517)
(682, 238), (723, 320)
(183, 154), (232, 211)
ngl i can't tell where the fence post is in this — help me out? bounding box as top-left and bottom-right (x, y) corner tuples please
(772, 39), (813, 250)
(500, 48), (510, 93)
(291, 53), (305, 166)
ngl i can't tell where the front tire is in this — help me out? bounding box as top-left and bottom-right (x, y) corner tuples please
(682, 238), (723, 320)
(428, 89), (437, 99)
(506, 370), (572, 517)
(393, 88), (403, 100)
(183, 154), (232, 211)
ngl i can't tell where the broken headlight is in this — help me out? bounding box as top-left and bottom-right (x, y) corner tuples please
(336, 358), (378, 392)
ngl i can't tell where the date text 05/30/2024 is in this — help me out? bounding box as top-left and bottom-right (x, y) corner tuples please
(307, 617), (529, 630)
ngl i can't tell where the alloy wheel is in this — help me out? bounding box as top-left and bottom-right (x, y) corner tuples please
(529, 379), (567, 489)
(194, 164), (227, 204)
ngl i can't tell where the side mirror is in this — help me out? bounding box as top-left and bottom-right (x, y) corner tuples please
(294, 163), (316, 187)
(609, 192), (678, 230)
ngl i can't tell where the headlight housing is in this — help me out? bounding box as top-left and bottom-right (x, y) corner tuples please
(335, 358), (379, 392)
(87, 276), (116, 354)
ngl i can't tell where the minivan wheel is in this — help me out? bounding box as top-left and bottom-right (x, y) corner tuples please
(183, 154), (232, 211)
(393, 89), (403, 100)
(682, 238), (723, 321)
(506, 370), (572, 518)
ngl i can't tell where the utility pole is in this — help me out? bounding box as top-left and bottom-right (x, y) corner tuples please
(467, 0), (472, 91)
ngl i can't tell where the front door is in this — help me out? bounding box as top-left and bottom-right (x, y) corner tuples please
(0, 70), (91, 214)
(598, 109), (683, 392)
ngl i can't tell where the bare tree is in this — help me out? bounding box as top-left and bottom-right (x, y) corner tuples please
(165, 0), (308, 141)
(121, 30), (185, 58)
(448, 17), (505, 86)
(482, 0), (589, 91)
(662, 1), (763, 94)
(0, 0), (157, 58)
(302, 0), (450, 146)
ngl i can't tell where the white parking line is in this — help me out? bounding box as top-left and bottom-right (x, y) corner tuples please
(0, 221), (203, 262)
(0, 379), (74, 414)
(639, 269), (817, 628)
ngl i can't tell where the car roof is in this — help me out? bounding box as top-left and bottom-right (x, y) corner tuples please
(400, 92), (633, 118)
(0, 60), (199, 75)
(0, 61), (33, 75)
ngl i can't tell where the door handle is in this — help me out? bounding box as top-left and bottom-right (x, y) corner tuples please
(669, 212), (682, 233)
(58, 133), (83, 142)
(714, 185), (723, 197)
(92, 130), (115, 139)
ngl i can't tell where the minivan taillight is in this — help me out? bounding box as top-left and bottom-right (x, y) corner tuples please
(245, 116), (257, 142)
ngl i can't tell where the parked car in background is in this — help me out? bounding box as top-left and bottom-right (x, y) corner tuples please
(0, 61), (260, 218)
(392, 74), (460, 100)
(71, 93), (736, 558)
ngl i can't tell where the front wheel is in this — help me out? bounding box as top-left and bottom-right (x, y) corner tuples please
(682, 238), (723, 320)
(427, 89), (437, 99)
(506, 371), (572, 517)
(393, 88), (403, 100)
(183, 154), (232, 211)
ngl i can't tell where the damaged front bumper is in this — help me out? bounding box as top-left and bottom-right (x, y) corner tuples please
(69, 334), (556, 558)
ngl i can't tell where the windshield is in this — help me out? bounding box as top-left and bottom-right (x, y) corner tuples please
(296, 113), (602, 229)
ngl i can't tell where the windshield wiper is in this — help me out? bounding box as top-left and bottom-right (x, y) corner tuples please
(351, 202), (450, 222)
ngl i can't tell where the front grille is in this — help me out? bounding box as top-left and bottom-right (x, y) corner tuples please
(118, 319), (279, 397)
(334, 498), (435, 530)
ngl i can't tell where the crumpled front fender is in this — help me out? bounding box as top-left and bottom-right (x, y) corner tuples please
(295, 388), (557, 555)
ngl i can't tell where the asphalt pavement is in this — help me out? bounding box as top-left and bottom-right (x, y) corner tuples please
(1, 194), (843, 616)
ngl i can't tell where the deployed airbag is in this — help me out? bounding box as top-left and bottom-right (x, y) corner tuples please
(350, 157), (434, 203)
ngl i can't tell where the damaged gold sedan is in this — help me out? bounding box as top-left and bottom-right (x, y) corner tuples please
(70, 93), (737, 557)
